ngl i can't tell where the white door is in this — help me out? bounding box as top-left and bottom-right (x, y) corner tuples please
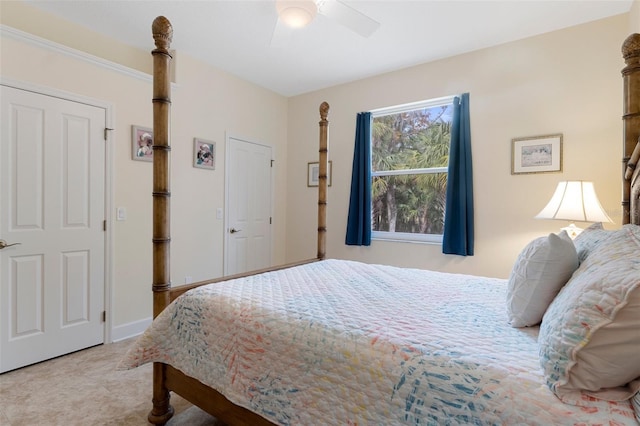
(225, 137), (272, 275)
(0, 85), (106, 373)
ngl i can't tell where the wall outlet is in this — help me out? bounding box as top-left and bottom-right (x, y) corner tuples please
(185, 276), (193, 284)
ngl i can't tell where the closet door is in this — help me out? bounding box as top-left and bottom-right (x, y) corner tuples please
(0, 85), (106, 372)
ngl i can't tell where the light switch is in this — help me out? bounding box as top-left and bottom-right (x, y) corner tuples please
(116, 207), (127, 221)
(216, 208), (223, 220)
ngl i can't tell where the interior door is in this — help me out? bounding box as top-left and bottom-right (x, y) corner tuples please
(0, 85), (106, 373)
(225, 137), (272, 275)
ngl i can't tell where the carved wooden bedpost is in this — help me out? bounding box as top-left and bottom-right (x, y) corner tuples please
(621, 33), (640, 224)
(318, 102), (330, 259)
(149, 16), (174, 425)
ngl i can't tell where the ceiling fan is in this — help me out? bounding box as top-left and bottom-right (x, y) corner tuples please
(272, 0), (380, 45)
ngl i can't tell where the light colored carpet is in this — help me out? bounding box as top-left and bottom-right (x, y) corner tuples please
(0, 338), (223, 425)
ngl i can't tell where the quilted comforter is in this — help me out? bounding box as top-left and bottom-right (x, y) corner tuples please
(119, 259), (638, 425)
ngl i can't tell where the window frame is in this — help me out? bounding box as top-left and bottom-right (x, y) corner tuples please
(370, 95), (455, 244)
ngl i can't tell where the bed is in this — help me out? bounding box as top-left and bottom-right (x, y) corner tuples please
(119, 17), (640, 425)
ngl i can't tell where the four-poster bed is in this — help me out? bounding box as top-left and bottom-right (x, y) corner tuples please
(120, 17), (640, 425)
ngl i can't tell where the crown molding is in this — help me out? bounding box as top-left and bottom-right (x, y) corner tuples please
(0, 24), (153, 83)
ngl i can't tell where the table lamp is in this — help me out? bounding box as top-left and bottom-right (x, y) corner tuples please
(535, 181), (613, 238)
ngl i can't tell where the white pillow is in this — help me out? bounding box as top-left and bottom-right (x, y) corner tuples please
(506, 231), (578, 328)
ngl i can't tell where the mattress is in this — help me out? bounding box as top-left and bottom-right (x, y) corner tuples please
(119, 259), (638, 425)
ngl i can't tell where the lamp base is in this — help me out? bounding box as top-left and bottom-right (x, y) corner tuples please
(561, 223), (583, 239)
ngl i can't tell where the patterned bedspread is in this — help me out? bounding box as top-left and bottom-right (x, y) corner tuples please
(119, 259), (638, 425)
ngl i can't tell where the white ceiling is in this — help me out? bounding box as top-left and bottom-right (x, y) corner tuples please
(24, 0), (633, 97)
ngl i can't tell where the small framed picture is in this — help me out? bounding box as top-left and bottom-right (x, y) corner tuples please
(307, 161), (332, 187)
(132, 125), (153, 162)
(511, 134), (562, 174)
(194, 138), (215, 170)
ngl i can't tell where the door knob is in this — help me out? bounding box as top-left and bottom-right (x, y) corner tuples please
(0, 239), (21, 250)
(229, 228), (242, 234)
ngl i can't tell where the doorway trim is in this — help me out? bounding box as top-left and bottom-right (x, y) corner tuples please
(0, 76), (115, 344)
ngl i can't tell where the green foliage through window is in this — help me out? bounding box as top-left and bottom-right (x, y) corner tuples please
(371, 100), (453, 237)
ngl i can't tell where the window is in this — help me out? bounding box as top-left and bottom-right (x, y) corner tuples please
(371, 96), (454, 243)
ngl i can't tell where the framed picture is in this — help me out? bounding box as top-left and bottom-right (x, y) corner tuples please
(307, 161), (332, 187)
(132, 125), (153, 162)
(193, 138), (215, 170)
(511, 134), (562, 174)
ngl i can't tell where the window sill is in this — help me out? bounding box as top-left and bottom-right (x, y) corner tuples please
(372, 231), (443, 245)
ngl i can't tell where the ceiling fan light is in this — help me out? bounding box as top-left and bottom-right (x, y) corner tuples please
(276, 0), (318, 28)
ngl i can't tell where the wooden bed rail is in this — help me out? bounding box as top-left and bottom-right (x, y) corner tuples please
(169, 258), (321, 301)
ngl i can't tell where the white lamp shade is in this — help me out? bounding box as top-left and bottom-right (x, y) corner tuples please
(535, 181), (612, 223)
(276, 0), (318, 28)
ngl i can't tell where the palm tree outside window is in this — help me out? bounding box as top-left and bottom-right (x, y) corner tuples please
(371, 96), (454, 244)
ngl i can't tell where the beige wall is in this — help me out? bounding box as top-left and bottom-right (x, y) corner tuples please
(0, 2), (289, 333)
(631, 0), (640, 32)
(286, 15), (630, 279)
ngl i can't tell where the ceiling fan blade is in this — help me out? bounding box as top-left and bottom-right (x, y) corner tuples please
(319, 0), (380, 38)
(270, 17), (295, 47)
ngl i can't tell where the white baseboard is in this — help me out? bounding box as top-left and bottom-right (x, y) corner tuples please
(111, 317), (152, 342)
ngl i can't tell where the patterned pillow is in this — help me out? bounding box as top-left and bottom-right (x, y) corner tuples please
(572, 222), (615, 263)
(506, 231), (578, 328)
(538, 224), (640, 404)
(632, 391), (640, 423)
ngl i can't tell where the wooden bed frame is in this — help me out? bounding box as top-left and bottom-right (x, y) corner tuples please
(147, 16), (640, 425)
